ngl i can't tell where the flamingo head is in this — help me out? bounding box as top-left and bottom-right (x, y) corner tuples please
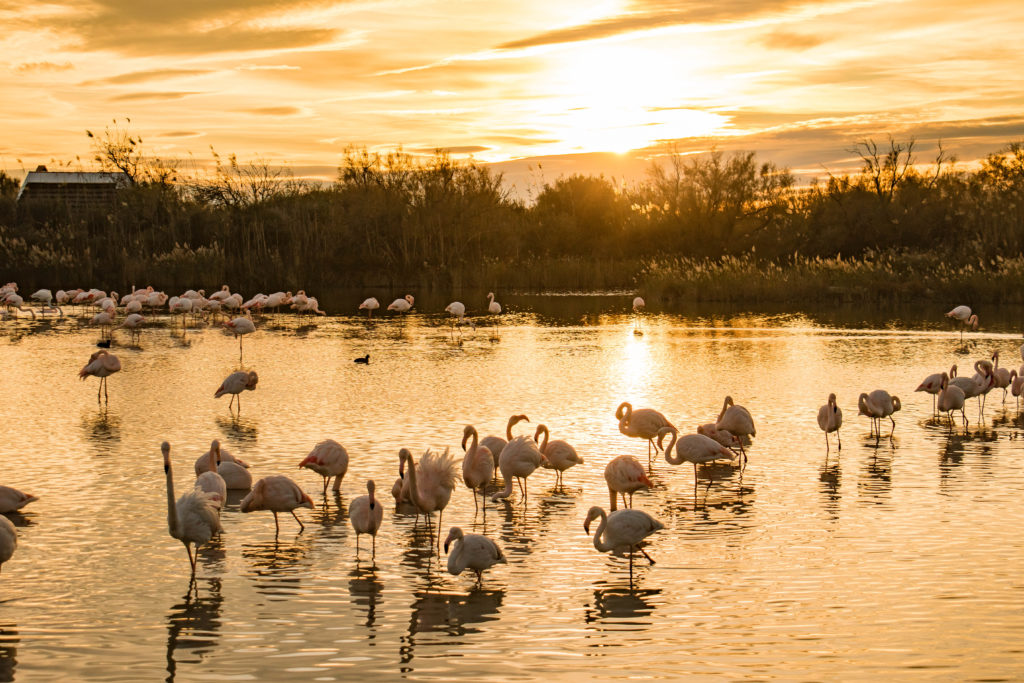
(615, 402), (631, 421)
(583, 506), (604, 534)
(461, 425), (475, 450)
(443, 526), (463, 553)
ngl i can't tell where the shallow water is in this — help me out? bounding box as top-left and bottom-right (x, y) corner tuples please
(2, 300), (1024, 681)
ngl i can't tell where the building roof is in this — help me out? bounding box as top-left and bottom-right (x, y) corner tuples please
(16, 168), (131, 201)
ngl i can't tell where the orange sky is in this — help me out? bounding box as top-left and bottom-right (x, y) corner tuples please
(2, 0), (1023, 194)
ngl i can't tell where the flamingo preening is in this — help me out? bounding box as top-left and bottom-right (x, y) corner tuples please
(603, 455), (651, 511)
(214, 370), (258, 411)
(240, 475), (314, 534)
(298, 439), (350, 498)
(79, 350), (121, 403)
(359, 297), (380, 319)
(858, 390), (901, 438)
(399, 447), (458, 546)
(444, 527), (506, 583)
(946, 305), (978, 341)
(223, 316), (256, 361)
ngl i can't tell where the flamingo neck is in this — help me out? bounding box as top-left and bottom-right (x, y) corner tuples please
(662, 428), (683, 465)
(590, 511), (610, 552)
(165, 459), (180, 540)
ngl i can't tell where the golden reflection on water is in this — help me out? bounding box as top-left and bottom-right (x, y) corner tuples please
(2, 307), (1024, 679)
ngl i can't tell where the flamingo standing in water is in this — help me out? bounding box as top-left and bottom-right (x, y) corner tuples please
(486, 292), (501, 338)
(0, 516), (16, 573)
(715, 396), (755, 462)
(387, 295), (414, 315)
(535, 424), (583, 488)
(162, 442), (221, 575)
(938, 373), (968, 429)
(400, 447), (458, 546)
(444, 527), (506, 583)
(917, 364), (957, 414)
(359, 297), (380, 319)
(491, 427), (546, 503)
(604, 455), (651, 511)
(350, 480), (384, 559)
(858, 390), (901, 438)
(194, 440), (249, 475)
(0, 486), (38, 513)
(461, 425), (494, 512)
(946, 305), (979, 341)
(79, 350), (121, 403)
(658, 426), (736, 486)
(632, 296), (645, 333)
(223, 316), (256, 360)
(119, 313), (146, 345)
(991, 350), (1012, 402)
(214, 370), (258, 411)
(444, 301), (469, 340)
(298, 439), (350, 498)
(616, 401), (674, 467)
(240, 475), (314, 533)
(584, 506), (664, 572)
(482, 414), (529, 470)
(207, 440), (252, 490)
(817, 393), (843, 452)
(195, 447), (227, 513)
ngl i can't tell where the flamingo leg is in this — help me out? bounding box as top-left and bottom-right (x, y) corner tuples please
(291, 510), (305, 532)
(890, 415), (896, 436)
(371, 534), (376, 560)
(356, 534), (360, 556)
(639, 546), (656, 565)
(186, 544), (196, 575)
(273, 511), (280, 535)
(837, 429), (841, 451)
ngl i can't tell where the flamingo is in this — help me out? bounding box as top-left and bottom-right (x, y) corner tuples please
(858, 390), (901, 438)
(3, 293), (36, 319)
(1013, 370), (1024, 410)
(350, 480), (384, 559)
(0, 486), (38, 514)
(461, 425), (494, 512)
(387, 295), (414, 314)
(209, 285), (232, 302)
(946, 305), (979, 341)
(30, 288), (52, 306)
(359, 297), (380, 319)
(194, 440), (249, 475)
(817, 393), (843, 452)
(208, 440), (252, 490)
(0, 515), (16, 573)
(491, 429), (546, 503)
(79, 349), (121, 402)
(487, 292), (501, 338)
(400, 447), (458, 544)
(603, 455), (651, 511)
(616, 401), (674, 466)
(89, 310), (115, 339)
(298, 439), (350, 497)
(991, 350), (1012, 402)
(696, 423), (741, 451)
(444, 527), (506, 583)
(168, 296), (192, 333)
(214, 370), (258, 411)
(482, 414), (529, 469)
(195, 446), (227, 512)
(535, 424), (583, 488)
(444, 301), (468, 339)
(162, 442), (221, 575)
(938, 373), (968, 429)
(240, 475), (314, 533)
(950, 361), (994, 418)
(223, 316), (256, 359)
(583, 506), (663, 571)
(632, 296), (645, 333)
(716, 396), (755, 462)
(658, 426), (736, 484)
(917, 364), (957, 414)
(293, 296), (326, 316)
(119, 313), (145, 345)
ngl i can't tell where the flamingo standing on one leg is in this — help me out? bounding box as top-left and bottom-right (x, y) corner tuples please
(162, 442), (221, 575)
(350, 480), (384, 559)
(359, 297), (380, 319)
(223, 316), (256, 361)
(214, 370), (258, 411)
(79, 350), (121, 403)
(240, 475), (314, 534)
(444, 527), (506, 584)
(946, 305), (979, 342)
(584, 506), (663, 575)
(658, 427), (736, 492)
(387, 295), (414, 316)
(604, 455), (651, 511)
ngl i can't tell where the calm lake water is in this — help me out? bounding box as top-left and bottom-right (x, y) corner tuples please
(2, 294), (1024, 681)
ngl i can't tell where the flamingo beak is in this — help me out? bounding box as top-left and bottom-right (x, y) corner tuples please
(444, 539), (451, 552)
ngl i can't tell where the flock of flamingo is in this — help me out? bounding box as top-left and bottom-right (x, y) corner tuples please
(0, 285), (1005, 583)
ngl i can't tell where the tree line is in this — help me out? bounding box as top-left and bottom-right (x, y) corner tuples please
(1, 124), (1022, 296)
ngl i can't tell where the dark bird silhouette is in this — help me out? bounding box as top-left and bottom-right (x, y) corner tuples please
(354, 354), (370, 364)
(96, 339), (112, 348)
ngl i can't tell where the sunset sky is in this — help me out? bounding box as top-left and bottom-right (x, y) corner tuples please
(2, 0), (1023, 194)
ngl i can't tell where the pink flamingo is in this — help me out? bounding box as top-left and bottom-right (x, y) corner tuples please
(603, 454), (651, 511)
(240, 475), (314, 533)
(616, 401), (674, 466)
(350, 480), (384, 559)
(79, 350), (121, 402)
(461, 425), (494, 512)
(298, 439), (350, 497)
(535, 424), (583, 488)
